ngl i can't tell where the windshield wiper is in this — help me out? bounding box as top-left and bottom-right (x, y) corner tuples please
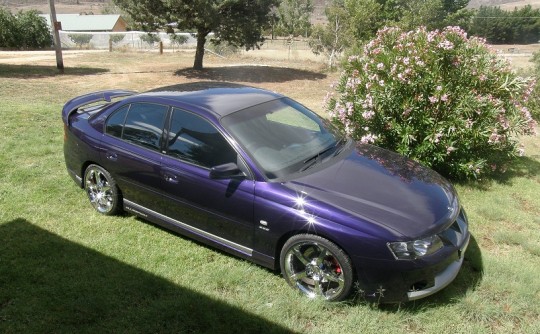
(332, 137), (348, 157)
(300, 140), (343, 172)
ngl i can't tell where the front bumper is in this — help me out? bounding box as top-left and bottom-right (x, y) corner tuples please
(353, 210), (470, 303)
(407, 232), (470, 300)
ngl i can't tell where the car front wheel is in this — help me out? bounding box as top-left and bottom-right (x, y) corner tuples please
(84, 164), (122, 215)
(280, 234), (353, 301)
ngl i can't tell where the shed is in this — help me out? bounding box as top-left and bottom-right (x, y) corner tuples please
(40, 14), (127, 32)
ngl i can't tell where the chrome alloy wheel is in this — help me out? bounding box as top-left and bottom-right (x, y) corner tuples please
(84, 166), (116, 214)
(282, 238), (351, 300)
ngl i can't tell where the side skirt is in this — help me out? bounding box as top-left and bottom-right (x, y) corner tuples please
(123, 199), (276, 269)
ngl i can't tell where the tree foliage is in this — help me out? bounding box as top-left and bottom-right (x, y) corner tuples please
(326, 26), (537, 179)
(140, 33), (161, 46)
(308, 0), (351, 68)
(0, 8), (18, 48)
(469, 5), (540, 44)
(169, 33), (189, 47)
(275, 0), (314, 37)
(0, 8), (52, 49)
(113, 0), (278, 69)
(377, 0), (472, 31)
(68, 34), (93, 49)
(309, 0), (473, 65)
(109, 34), (125, 45)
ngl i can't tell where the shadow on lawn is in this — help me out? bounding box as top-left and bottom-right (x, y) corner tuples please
(0, 64), (109, 78)
(496, 155), (540, 183)
(175, 65), (326, 83)
(454, 155), (540, 190)
(0, 219), (293, 333)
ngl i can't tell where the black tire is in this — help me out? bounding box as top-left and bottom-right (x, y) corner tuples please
(280, 234), (354, 301)
(84, 164), (122, 215)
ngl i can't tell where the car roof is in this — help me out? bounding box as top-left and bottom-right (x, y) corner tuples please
(138, 82), (284, 117)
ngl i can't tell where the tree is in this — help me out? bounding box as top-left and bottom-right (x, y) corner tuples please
(309, 0), (350, 68)
(469, 5), (540, 44)
(0, 8), (18, 48)
(109, 34), (125, 45)
(169, 33), (189, 48)
(276, 0), (314, 37)
(376, 0), (471, 31)
(0, 8), (52, 49)
(113, 0), (278, 69)
(344, 0), (383, 43)
(68, 34), (92, 49)
(16, 10), (53, 49)
(140, 33), (161, 47)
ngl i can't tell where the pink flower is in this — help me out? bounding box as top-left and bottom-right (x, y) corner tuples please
(429, 96), (438, 104)
(438, 40), (454, 50)
(362, 110), (375, 120)
(360, 133), (377, 144)
(377, 62), (384, 70)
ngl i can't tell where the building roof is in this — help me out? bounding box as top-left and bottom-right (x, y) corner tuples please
(40, 14), (124, 32)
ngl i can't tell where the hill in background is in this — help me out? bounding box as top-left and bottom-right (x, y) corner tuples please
(2, 0), (539, 19)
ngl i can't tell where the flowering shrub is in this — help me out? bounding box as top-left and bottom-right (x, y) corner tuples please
(326, 26), (538, 179)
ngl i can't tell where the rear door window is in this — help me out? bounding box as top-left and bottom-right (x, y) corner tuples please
(106, 103), (169, 152)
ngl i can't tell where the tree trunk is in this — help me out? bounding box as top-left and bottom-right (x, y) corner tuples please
(193, 29), (208, 70)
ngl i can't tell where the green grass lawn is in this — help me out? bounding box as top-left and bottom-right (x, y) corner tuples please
(0, 52), (539, 333)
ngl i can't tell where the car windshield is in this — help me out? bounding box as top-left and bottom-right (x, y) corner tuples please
(221, 97), (344, 180)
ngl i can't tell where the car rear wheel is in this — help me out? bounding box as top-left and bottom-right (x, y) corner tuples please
(280, 234), (353, 301)
(84, 164), (122, 215)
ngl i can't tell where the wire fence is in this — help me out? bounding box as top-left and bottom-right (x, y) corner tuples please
(57, 31), (312, 52)
(58, 31), (197, 50)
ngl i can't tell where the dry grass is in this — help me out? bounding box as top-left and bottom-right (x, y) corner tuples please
(0, 49), (337, 114)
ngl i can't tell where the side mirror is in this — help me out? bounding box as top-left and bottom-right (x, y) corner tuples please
(209, 162), (244, 179)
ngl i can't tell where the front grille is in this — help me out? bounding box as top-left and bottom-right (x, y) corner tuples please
(439, 208), (468, 247)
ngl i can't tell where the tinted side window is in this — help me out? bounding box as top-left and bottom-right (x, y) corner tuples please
(166, 108), (237, 168)
(108, 103), (168, 151)
(105, 105), (129, 138)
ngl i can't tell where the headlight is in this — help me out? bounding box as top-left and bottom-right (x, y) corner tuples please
(388, 235), (443, 260)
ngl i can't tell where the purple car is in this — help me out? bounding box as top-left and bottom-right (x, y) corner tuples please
(62, 82), (470, 302)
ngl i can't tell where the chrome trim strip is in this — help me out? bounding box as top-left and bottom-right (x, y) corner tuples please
(124, 199), (253, 256)
(407, 234), (470, 300)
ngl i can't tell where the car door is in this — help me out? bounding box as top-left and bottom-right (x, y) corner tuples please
(100, 102), (169, 212)
(159, 107), (255, 251)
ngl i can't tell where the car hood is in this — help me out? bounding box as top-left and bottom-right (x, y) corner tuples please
(284, 143), (458, 238)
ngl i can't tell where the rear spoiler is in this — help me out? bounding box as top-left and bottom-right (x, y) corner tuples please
(61, 90), (136, 124)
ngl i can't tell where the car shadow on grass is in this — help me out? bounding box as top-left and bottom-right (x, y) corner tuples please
(175, 65), (326, 83)
(0, 218), (294, 333)
(0, 64), (109, 78)
(373, 234), (484, 312)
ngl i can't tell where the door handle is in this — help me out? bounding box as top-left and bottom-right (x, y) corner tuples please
(164, 173), (179, 184)
(106, 152), (118, 161)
